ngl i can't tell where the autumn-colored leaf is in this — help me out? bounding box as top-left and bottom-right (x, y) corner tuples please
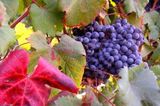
(63, 0), (105, 27)
(0, 49), (78, 106)
(54, 35), (86, 87)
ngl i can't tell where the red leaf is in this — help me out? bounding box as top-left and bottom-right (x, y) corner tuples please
(0, 50), (78, 106)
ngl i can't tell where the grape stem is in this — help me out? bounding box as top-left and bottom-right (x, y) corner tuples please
(92, 87), (115, 106)
(10, 6), (30, 28)
(14, 42), (30, 50)
(117, 3), (127, 18)
(63, 26), (68, 34)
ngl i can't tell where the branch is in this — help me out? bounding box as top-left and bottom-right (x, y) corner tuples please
(10, 6), (30, 28)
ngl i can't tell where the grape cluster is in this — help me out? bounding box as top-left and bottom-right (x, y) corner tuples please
(75, 18), (144, 81)
(145, 0), (160, 13)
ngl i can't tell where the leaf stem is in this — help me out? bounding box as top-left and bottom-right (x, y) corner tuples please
(10, 6), (30, 28)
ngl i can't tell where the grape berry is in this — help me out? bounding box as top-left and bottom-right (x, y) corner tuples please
(74, 18), (144, 82)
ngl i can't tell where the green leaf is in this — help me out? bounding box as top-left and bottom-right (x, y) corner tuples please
(43, 0), (61, 12)
(28, 49), (58, 73)
(151, 65), (160, 87)
(0, 1), (7, 25)
(17, 0), (25, 14)
(127, 12), (141, 27)
(54, 96), (81, 106)
(141, 43), (153, 57)
(28, 31), (50, 51)
(123, 0), (147, 16)
(143, 11), (160, 40)
(54, 35), (86, 87)
(48, 91), (73, 106)
(0, 0), (19, 19)
(150, 46), (160, 64)
(115, 64), (160, 106)
(0, 26), (16, 55)
(30, 4), (63, 37)
(63, 0), (105, 26)
(28, 32), (59, 73)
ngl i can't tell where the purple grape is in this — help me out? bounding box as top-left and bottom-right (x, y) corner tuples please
(83, 37), (90, 43)
(111, 49), (118, 55)
(115, 44), (121, 50)
(109, 26), (116, 32)
(126, 50), (132, 56)
(115, 23), (121, 28)
(121, 46), (128, 53)
(115, 60), (123, 68)
(103, 60), (109, 65)
(106, 47), (112, 52)
(117, 27), (123, 33)
(91, 39), (98, 43)
(117, 34), (123, 39)
(98, 51), (103, 57)
(127, 58), (134, 64)
(104, 52), (110, 58)
(77, 37), (83, 42)
(99, 55), (105, 62)
(121, 55), (128, 62)
(93, 21), (99, 27)
(114, 55), (120, 61)
(88, 43), (96, 49)
(130, 45), (138, 51)
(85, 32), (92, 37)
(99, 32), (105, 38)
(125, 34), (132, 39)
(135, 59), (141, 65)
(121, 19), (127, 25)
(92, 32), (99, 38)
(96, 43), (101, 48)
(133, 33), (140, 40)
(102, 26), (109, 32)
(111, 33), (117, 38)
(125, 42), (132, 48)
(127, 27), (134, 33)
(87, 26), (94, 32)
(108, 56), (114, 63)
(90, 65), (97, 70)
(102, 48), (107, 52)
(87, 50), (94, 55)
(129, 54), (136, 59)
(108, 43), (114, 48)
(98, 64), (103, 69)
(95, 25), (103, 32)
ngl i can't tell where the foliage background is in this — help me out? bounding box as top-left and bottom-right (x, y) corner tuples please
(0, 0), (160, 106)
